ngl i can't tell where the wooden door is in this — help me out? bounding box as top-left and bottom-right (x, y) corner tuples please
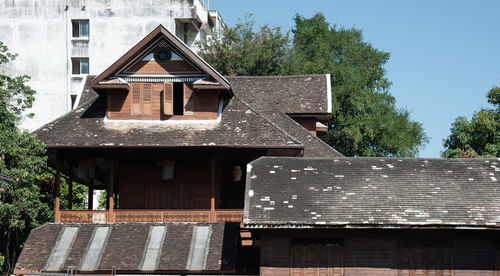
(290, 240), (343, 276)
(398, 244), (453, 276)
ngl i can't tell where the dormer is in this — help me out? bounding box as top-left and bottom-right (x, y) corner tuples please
(90, 25), (230, 121)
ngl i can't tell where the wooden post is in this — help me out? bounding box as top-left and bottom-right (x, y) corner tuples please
(210, 157), (216, 222)
(88, 178), (94, 210)
(54, 158), (61, 223)
(68, 169), (73, 210)
(108, 153), (115, 222)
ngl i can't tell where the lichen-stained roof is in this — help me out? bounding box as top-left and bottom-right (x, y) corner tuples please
(244, 157), (500, 229)
(228, 75), (331, 114)
(15, 222), (238, 274)
(260, 111), (342, 157)
(33, 90), (302, 149)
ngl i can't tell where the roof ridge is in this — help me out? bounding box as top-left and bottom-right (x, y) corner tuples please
(231, 96), (303, 147)
(226, 74), (328, 79)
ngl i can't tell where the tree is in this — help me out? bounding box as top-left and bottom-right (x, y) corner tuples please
(0, 42), (87, 274)
(442, 87), (499, 158)
(199, 13), (428, 157)
(0, 41), (52, 274)
(199, 15), (291, 76)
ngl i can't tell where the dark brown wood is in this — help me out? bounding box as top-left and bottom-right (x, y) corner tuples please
(259, 229), (500, 276)
(163, 82), (174, 115)
(54, 158), (61, 223)
(108, 153), (115, 222)
(183, 83), (194, 115)
(210, 158), (216, 222)
(88, 178), (94, 210)
(68, 169), (73, 210)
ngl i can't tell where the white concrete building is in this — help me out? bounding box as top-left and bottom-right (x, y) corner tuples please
(0, 0), (225, 130)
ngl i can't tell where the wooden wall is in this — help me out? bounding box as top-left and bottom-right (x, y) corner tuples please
(290, 117), (318, 136)
(259, 229), (500, 276)
(106, 84), (219, 120)
(119, 164), (211, 209)
(122, 46), (200, 76)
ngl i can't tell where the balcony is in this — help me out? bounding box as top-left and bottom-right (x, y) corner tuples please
(58, 209), (243, 223)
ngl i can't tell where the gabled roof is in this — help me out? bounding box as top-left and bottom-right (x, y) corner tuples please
(90, 25), (230, 89)
(15, 222), (238, 274)
(228, 75), (332, 114)
(244, 157), (500, 229)
(260, 111), (342, 157)
(33, 79), (302, 149)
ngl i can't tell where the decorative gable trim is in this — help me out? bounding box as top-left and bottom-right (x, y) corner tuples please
(90, 25), (230, 89)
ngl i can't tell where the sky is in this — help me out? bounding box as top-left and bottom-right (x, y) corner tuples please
(209, 0), (500, 158)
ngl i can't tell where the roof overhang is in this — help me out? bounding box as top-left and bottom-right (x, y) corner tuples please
(90, 25), (230, 90)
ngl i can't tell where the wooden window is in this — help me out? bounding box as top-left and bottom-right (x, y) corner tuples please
(163, 82), (195, 116)
(290, 238), (343, 276)
(173, 82), (184, 115)
(131, 83), (141, 115)
(183, 83), (194, 115)
(163, 82), (173, 115)
(142, 84), (152, 115)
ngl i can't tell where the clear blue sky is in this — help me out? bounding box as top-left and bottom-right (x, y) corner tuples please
(210, 0), (500, 157)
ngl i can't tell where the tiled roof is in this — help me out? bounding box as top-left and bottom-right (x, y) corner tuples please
(244, 157), (500, 229)
(33, 89), (302, 149)
(260, 111), (342, 157)
(15, 222), (238, 273)
(228, 75), (330, 114)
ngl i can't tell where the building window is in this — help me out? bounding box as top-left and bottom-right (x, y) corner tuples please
(72, 20), (89, 38)
(173, 82), (184, 115)
(72, 58), (89, 74)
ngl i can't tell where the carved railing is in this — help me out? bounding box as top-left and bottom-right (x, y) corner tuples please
(59, 209), (243, 223)
(60, 210), (108, 223)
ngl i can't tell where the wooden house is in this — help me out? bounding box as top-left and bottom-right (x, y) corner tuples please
(15, 25), (340, 275)
(245, 157), (500, 276)
(15, 25), (499, 276)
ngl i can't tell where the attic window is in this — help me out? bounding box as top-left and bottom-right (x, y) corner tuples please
(173, 83), (183, 115)
(163, 82), (194, 116)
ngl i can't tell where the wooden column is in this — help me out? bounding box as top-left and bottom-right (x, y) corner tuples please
(68, 169), (73, 210)
(108, 153), (115, 222)
(88, 178), (94, 210)
(54, 158), (61, 223)
(210, 157), (216, 222)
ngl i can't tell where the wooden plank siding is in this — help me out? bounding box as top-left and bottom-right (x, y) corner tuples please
(119, 165), (211, 209)
(259, 230), (500, 276)
(106, 83), (219, 120)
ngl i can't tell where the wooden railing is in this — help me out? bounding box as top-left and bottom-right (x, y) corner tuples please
(59, 209), (243, 223)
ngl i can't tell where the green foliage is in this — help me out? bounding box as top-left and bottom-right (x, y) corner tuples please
(0, 41), (88, 274)
(199, 14), (291, 76)
(442, 86), (500, 158)
(0, 42), (52, 273)
(199, 13), (428, 157)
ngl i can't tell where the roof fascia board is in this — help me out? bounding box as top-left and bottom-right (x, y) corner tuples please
(326, 73), (332, 113)
(90, 25), (230, 89)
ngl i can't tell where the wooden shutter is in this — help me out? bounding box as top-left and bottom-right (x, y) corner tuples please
(183, 83), (194, 116)
(163, 82), (173, 115)
(142, 83), (152, 115)
(131, 83), (141, 115)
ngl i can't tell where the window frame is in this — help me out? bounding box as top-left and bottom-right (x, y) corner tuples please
(71, 58), (89, 75)
(72, 19), (90, 39)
